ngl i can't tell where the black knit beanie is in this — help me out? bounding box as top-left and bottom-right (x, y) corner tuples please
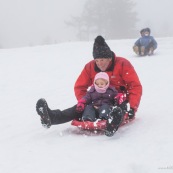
(93, 35), (112, 59)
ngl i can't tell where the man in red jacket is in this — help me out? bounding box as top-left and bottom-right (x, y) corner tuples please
(36, 35), (142, 136)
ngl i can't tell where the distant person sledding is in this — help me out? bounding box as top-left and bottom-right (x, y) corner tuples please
(133, 28), (157, 56)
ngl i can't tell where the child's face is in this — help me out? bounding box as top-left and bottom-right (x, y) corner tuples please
(95, 78), (108, 88)
(144, 31), (150, 36)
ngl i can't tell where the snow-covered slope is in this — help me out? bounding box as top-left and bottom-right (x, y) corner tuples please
(0, 37), (173, 173)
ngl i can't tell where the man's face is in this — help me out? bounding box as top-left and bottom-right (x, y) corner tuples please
(95, 58), (112, 71)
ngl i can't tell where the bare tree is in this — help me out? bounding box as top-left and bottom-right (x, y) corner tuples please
(67, 0), (138, 40)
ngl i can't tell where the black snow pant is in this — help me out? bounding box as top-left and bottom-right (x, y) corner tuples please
(82, 104), (111, 121)
(47, 102), (127, 125)
(47, 105), (82, 125)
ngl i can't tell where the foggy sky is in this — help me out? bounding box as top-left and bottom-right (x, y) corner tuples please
(134, 0), (173, 37)
(0, 0), (173, 48)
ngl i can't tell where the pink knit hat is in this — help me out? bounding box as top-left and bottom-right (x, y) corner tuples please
(94, 72), (110, 93)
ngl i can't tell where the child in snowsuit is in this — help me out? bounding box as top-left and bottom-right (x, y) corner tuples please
(133, 28), (157, 56)
(76, 72), (118, 122)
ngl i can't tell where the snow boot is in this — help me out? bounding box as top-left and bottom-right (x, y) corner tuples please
(140, 46), (145, 56)
(105, 106), (123, 137)
(133, 46), (139, 55)
(148, 47), (154, 56)
(36, 98), (51, 128)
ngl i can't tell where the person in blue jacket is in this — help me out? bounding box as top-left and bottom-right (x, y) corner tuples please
(133, 28), (157, 56)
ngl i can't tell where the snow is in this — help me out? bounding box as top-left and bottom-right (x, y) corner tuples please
(0, 37), (173, 173)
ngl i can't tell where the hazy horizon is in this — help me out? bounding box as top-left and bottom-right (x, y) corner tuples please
(0, 0), (173, 48)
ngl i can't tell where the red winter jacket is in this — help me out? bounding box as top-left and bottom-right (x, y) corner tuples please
(74, 56), (142, 111)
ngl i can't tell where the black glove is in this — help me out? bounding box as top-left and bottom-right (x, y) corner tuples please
(128, 108), (135, 119)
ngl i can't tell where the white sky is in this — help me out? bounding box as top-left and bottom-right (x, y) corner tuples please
(0, 0), (173, 48)
(0, 0), (86, 48)
(134, 0), (173, 36)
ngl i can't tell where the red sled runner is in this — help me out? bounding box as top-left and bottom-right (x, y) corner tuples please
(71, 93), (134, 131)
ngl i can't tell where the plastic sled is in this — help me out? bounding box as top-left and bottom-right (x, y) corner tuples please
(72, 93), (134, 130)
(71, 112), (135, 131)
